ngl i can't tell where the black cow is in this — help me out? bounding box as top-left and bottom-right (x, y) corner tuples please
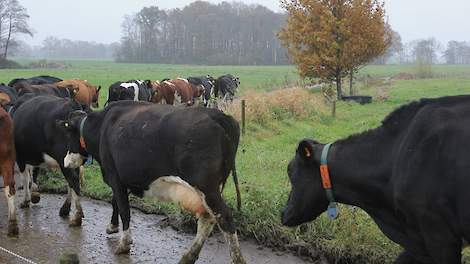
(57, 101), (245, 263)
(215, 74), (240, 103)
(13, 95), (90, 226)
(8, 75), (62, 89)
(17, 84), (79, 99)
(105, 80), (154, 105)
(282, 95), (470, 264)
(0, 84), (18, 110)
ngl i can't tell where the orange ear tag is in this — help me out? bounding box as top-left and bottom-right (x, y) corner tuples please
(320, 165), (332, 189)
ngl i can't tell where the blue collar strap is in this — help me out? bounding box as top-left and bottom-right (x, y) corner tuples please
(7, 105), (14, 115)
(320, 143), (338, 220)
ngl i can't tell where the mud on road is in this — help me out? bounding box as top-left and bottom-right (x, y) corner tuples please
(0, 193), (310, 264)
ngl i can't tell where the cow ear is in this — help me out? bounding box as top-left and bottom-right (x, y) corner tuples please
(297, 139), (315, 162)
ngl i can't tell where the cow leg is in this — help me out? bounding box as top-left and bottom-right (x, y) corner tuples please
(113, 185), (132, 254)
(421, 225), (461, 264)
(69, 186), (84, 227)
(59, 186), (72, 217)
(31, 167), (40, 204)
(205, 192), (246, 264)
(19, 165), (33, 208)
(59, 166), (82, 226)
(179, 214), (216, 264)
(106, 195), (120, 234)
(3, 162), (18, 236)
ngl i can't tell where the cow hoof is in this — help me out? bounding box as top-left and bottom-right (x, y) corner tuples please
(179, 253), (198, 264)
(31, 192), (41, 204)
(7, 221), (19, 237)
(106, 224), (119, 234)
(115, 243), (131, 255)
(19, 200), (30, 209)
(69, 215), (83, 227)
(59, 203), (72, 218)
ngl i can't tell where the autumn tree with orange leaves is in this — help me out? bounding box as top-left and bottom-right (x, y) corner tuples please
(279, 0), (390, 99)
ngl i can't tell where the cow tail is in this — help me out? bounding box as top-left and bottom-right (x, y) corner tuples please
(232, 160), (242, 211)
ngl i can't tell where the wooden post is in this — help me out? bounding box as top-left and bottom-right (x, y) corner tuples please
(241, 100), (246, 136)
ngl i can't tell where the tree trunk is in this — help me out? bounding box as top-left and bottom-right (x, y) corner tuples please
(336, 75), (343, 100)
(3, 14), (13, 60)
(349, 70), (354, 96)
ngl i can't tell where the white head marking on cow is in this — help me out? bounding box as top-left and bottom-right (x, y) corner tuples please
(120, 82), (139, 101)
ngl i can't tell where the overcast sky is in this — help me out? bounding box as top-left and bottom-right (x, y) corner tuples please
(20, 0), (470, 46)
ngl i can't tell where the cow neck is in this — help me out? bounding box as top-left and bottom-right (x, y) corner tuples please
(319, 132), (394, 212)
(79, 113), (102, 163)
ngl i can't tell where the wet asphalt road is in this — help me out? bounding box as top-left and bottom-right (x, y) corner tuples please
(0, 192), (310, 264)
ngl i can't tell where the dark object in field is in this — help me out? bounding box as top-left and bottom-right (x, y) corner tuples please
(341, 95), (372, 105)
(57, 101), (245, 263)
(215, 74), (240, 103)
(8, 75), (62, 89)
(282, 95), (470, 263)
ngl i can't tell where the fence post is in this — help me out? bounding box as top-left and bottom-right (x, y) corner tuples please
(241, 99), (246, 136)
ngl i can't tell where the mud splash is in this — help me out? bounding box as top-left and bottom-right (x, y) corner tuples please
(0, 193), (311, 263)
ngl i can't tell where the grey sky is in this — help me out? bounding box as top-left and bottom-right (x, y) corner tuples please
(20, 0), (470, 46)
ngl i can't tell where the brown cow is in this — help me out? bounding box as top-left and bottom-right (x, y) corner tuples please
(0, 107), (18, 236)
(56, 80), (101, 108)
(150, 81), (176, 105)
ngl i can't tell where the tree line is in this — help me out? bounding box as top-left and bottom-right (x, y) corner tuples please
(114, 1), (288, 65)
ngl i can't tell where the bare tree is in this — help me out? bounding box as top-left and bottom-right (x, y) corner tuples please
(0, 0), (33, 60)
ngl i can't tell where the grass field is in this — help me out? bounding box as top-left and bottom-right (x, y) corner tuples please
(2, 61), (470, 263)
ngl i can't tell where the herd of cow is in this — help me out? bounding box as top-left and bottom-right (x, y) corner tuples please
(1, 73), (469, 264)
(0, 74), (244, 263)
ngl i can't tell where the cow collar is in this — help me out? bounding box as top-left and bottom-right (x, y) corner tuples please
(6, 105), (14, 116)
(79, 116), (88, 150)
(79, 116), (93, 165)
(319, 143), (339, 220)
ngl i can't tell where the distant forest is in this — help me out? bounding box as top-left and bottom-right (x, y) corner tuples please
(7, 1), (470, 66)
(114, 2), (288, 65)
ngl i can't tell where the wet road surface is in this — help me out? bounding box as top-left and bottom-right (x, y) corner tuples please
(0, 193), (310, 264)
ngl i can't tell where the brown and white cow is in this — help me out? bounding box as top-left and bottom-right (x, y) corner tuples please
(151, 79), (204, 106)
(0, 107), (18, 236)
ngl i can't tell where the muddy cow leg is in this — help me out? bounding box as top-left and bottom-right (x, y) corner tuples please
(59, 166), (82, 226)
(106, 195), (120, 234)
(179, 214), (216, 264)
(3, 162), (18, 236)
(113, 184), (132, 254)
(205, 192), (246, 264)
(59, 185), (72, 217)
(30, 167), (41, 204)
(19, 164), (33, 208)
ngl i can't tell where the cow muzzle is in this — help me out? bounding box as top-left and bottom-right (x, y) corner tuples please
(64, 151), (84, 169)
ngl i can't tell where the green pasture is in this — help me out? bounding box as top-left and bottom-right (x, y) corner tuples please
(2, 61), (470, 263)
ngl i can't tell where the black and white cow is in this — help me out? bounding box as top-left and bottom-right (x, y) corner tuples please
(215, 74), (240, 103)
(57, 101), (245, 263)
(13, 95), (91, 226)
(187, 76), (216, 106)
(106, 80), (154, 105)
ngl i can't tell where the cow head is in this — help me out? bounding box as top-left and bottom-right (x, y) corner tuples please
(56, 110), (89, 169)
(108, 84), (135, 103)
(281, 139), (329, 227)
(148, 81), (162, 103)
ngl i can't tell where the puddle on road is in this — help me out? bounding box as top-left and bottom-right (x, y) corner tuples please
(0, 193), (310, 263)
